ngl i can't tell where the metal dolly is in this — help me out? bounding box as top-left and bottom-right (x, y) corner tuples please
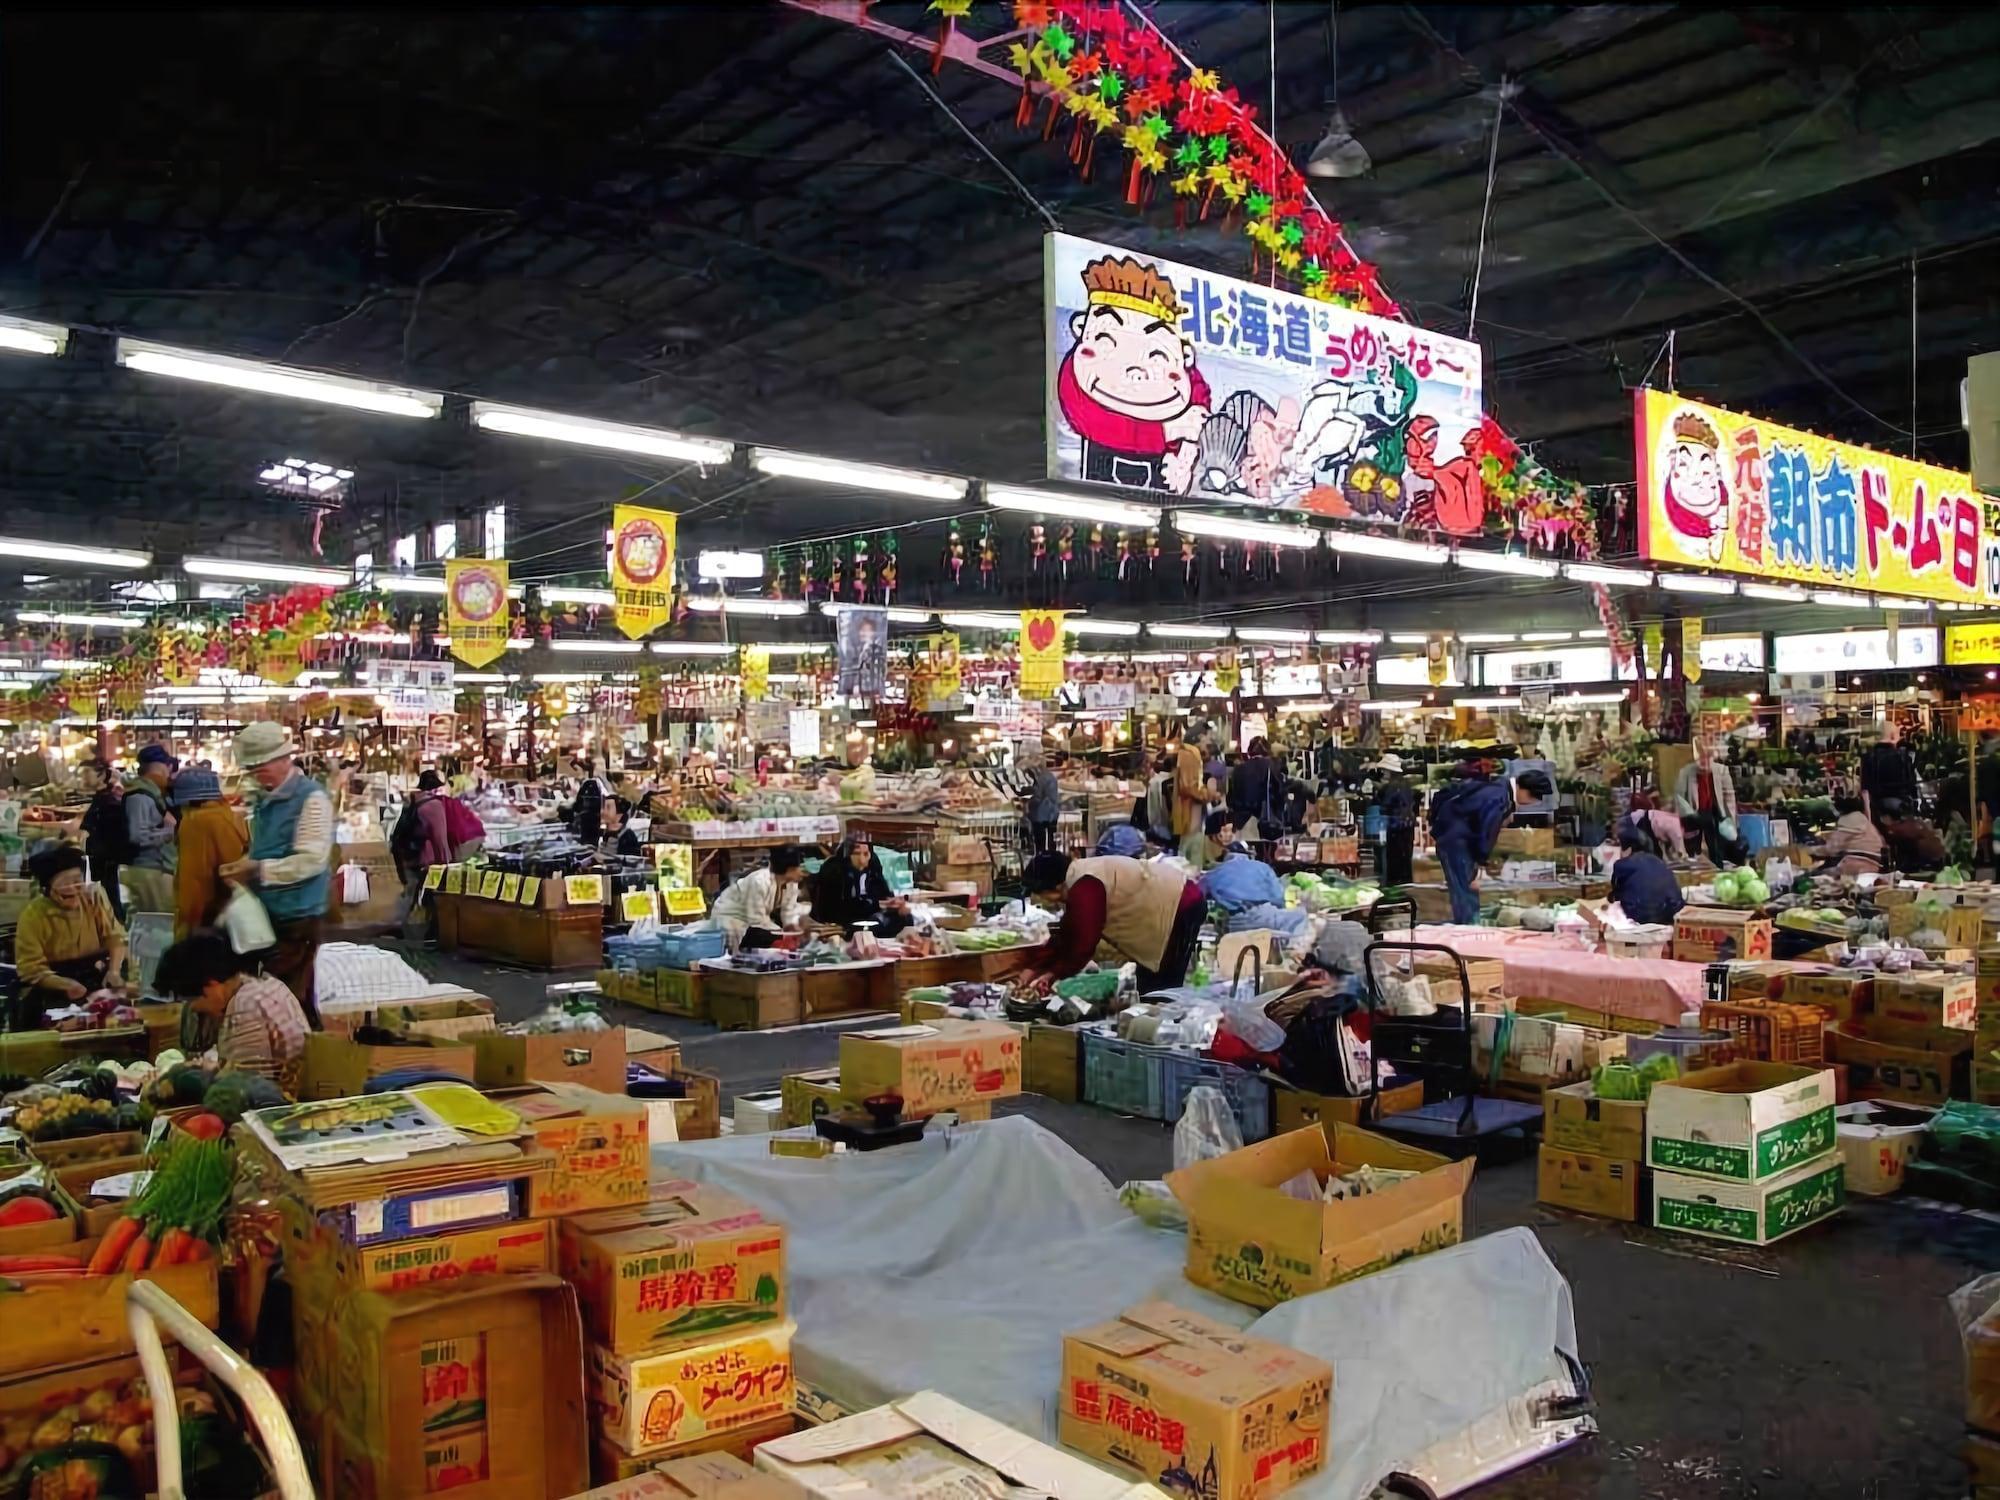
(1362, 939), (1541, 1149)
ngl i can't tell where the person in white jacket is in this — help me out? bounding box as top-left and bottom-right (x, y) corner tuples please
(710, 844), (809, 951)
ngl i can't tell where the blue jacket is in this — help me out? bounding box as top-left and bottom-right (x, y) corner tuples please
(1610, 851), (1686, 926)
(1200, 852), (1286, 914)
(1428, 775), (1512, 858)
(250, 772), (331, 921)
(124, 779), (176, 872)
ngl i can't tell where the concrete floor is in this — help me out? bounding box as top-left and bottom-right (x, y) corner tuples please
(424, 946), (1994, 1500)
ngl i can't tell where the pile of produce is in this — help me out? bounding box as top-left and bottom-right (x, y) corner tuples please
(949, 928), (1023, 952)
(6, 1091), (127, 1142)
(85, 1131), (234, 1274)
(1285, 872), (1381, 912)
(1709, 869), (1770, 908)
(0, 1363), (266, 1500)
(0, 1165), (65, 1231)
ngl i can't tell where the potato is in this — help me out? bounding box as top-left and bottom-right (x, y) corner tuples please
(29, 1414), (72, 1448)
(78, 1388), (115, 1422)
(115, 1424), (147, 1462)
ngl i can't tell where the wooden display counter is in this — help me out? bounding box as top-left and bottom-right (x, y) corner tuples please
(435, 886), (602, 970)
(895, 945), (1037, 989)
(327, 837), (403, 932)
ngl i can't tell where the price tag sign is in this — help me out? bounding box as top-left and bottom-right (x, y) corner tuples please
(499, 874), (523, 903)
(520, 876), (543, 906)
(443, 866), (465, 894)
(664, 885), (708, 917)
(564, 874), (606, 907)
(621, 889), (659, 922)
(478, 871), (504, 899)
(422, 865), (444, 891)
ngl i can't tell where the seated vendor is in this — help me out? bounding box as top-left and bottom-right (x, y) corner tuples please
(1017, 851), (1206, 995)
(1199, 834), (1305, 936)
(1814, 795), (1884, 877)
(1620, 792), (1688, 861)
(807, 835), (910, 936)
(1608, 825), (1686, 927)
(711, 844), (809, 951)
(154, 931), (311, 1094)
(15, 845), (130, 1009)
(1875, 798), (1947, 874)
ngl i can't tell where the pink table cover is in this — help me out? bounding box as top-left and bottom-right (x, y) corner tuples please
(1406, 924), (1705, 1028)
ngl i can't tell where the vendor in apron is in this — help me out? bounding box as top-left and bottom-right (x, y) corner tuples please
(1017, 851), (1206, 996)
(710, 844), (809, 951)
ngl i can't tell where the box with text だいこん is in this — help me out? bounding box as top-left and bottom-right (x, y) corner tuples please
(1060, 1301), (1331, 1500)
(1165, 1123), (1473, 1310)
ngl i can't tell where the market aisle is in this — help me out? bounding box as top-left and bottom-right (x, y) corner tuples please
(418, 949), (1996, 1499)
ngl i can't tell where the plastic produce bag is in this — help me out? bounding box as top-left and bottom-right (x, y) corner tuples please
(1117, 1180), (1187, 1231)
(1173, 1085), (1244, 1170)
(220, 884), (275, 955)
(338, 862), (370, 905)
(1221, 995), (1287, 1051)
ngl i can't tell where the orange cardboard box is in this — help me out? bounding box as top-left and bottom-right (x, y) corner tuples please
(501, 1082), (649, 1218)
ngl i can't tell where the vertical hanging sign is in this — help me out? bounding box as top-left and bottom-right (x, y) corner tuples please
(1682, 617), (1703, 683)
(611, 504), (678, 639)
(1018, 609), (1066, 698)
(741, 646), (770, 702)
(446, 558), (511, 668)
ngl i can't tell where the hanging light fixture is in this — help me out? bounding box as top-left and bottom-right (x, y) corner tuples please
(1305, 1), (1371, 179)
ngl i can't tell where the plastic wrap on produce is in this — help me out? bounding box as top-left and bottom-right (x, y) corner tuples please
(656, 1121), (1588, 1499)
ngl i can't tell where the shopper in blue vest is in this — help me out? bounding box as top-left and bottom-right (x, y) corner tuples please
(1427, 764), (1555, 925)
(219, 723), (332, 1027)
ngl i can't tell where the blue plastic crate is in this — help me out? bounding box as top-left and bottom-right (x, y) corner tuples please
(657, 926), (727, 971)
(1081, 1027), (1170, 1120)
(603, 934), (657, 973)
(1161, 1054), (1273, 1142)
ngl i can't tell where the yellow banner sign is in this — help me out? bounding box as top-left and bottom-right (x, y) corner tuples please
(1214, 647), (1241, 695)
(741, 646), (770, 702)
(611, 504), (678, 638)
(927, 632), (962, 703)
(1682, 616), (1703, 683)
(446, 558), (511, 668)
(1018, 609), (1066, 698)
(1946, 623), (2000, 666)
(1636, 388), (1994, 606)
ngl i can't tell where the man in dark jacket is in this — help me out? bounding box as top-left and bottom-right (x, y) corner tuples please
(1428, 765), (1554, 924)
(77, 760), (128, 921)
(1226, 738), (1284, 842)
(1858, 723), (1919, 820)
(1374, 753), (1417, 886)
(1609, 825), (1685, 926)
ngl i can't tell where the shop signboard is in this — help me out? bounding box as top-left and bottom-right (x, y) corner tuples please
(1770, 628), (1937, 676)
(740, 646), (770, 702)
(1018, 609), (1066, 698)
(925, 632), (961, 707)
(610, 503), (678, 639)
(1699, 634), (1766, 673)
(1081, 680), (1136, 711)
(1043, 232), (1484, 525)
(366, 659), (454, 728)
(1946, 622), (2000, 666)
(788, 708), (821, 758)
(1682, 616), (1703, 683)
(445, 557), (510, 668)
(1635, 387), (1996, 606)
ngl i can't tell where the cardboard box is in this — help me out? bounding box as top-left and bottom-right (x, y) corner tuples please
(382, 995), (500, 1042)
(1967, 1297), (2000, 1434)
(1828, 1025), (1969, 1107)
(589, 1322), (795, 1456)
(1834, 1102), (1932, 1196)
(592, 1422), (797, 1487)
(1537, 1145), (1643, 1222)
(1165, 1123), (1474, 1309)
(301, 1273), (588, 1500)
(779, 1068), (844, 1129)
(301, 1031), (478, 1101)
(1025, 1022), (1083, 1104)
(838, 1020), (1023, 1117)
(1887, 901), (1984, 948)
(703, 966), (804, 1032)
(560, 1179), (786, 1356)
(1871, 972), (1976, 1040)
(1060, 1302), (1331, 1500)
(1652, 1155), (1845, 1245)
(756, 1391), (1162, 1500)
(673, 1067), (722, 1141)
(1410, 952), (1505, 1006)
(1543, 1081), (1647, 1161)
(655, 1450), (795, 1500)
(733, 1093), (786, 1133)
(1469, 1013), (1626, 1085)
(1673, 907), (1774, 963)
(1645, 1063), (1837, 1183)
(0, 1228), (218, 1377)
(1778, 967), (1873, 1023)
(1492, 825), (1555, 858)
(300, 1216), (555, 1294)
(475, 1029), (628, 1097)
(504, 1083), (649, 1217)
(1271, 1079), (1424, 1134)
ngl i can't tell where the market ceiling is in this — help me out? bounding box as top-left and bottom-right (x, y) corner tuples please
(0, 4), (1995, 595)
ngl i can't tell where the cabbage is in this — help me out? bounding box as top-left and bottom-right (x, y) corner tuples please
(1740, 876), (1770, 904)
(1713, 871), (1741, 903)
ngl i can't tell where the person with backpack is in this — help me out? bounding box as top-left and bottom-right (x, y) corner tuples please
(441, 785), (485, 860)
(391, 772), (454, 931)
(122, 744), (179, 914)
(77, 760), (128, 921)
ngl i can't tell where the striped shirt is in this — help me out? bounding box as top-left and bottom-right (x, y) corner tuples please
(217, 974), (310, 1095)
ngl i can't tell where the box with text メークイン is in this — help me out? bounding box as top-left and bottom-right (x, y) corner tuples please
(588, 1322), (795, 1456)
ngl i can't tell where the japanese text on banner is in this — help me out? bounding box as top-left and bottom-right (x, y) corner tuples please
(1018, 609), (1066, 699)
(611, 504), (678, 639)
(740, 647), (769, 702)
(445, 558), (511, 668)
(1635, 388), (1996, 606)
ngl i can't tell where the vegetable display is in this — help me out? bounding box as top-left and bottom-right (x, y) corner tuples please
(84, 1135), (231, 1275)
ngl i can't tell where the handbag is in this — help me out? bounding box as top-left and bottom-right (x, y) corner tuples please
(338, 862), (371, 905)
(220, 884), (277, 954)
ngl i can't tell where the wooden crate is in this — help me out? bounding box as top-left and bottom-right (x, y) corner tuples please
(800, 962), (897, 1021)
(0, 1230), (219, 1377)
(1025, 1023), (1082, 1104)
(671, 1066), (722, 1140)
(706, 967), (804, 1031)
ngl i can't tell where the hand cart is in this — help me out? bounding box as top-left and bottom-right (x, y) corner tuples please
(1362, 939), (1541, 1150)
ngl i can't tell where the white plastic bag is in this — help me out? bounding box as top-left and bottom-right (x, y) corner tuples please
(1173, 1085), (1244, 1170)
(1764, 856), (1796, 894)
(338, 862), (370, 905)
(1221, 995), (1287, 1051)
(220, 884), (276, 954)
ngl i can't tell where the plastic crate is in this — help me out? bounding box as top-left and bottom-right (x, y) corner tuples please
(657, 926), (727, 970)
(1082, 1027), (1170, 1119)
(1161, 1054), (1273, 1142)
(603, 934), (657, 973)
(1698, 1000), (1825, 1065)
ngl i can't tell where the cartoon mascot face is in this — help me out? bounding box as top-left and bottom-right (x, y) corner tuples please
(1661, 411), (1729, 562)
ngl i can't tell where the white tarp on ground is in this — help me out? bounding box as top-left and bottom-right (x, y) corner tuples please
(656, 1117), (1585, 1500)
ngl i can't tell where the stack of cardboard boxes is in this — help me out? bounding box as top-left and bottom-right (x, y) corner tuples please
(774, 1019), (1026, 1128)
(565, 1179), (796, 1485)
(1537, 1079), (1649, 1223)
(1975, 947), (2000, 1106)
(1831, 969), (1976, 1107)
(1645, 1062), (1844, 1246)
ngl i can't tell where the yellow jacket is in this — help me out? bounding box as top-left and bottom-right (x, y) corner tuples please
(16, 887), (126, 992)
(175, 800), (250, 938)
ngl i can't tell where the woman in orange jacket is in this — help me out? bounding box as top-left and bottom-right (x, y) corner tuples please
(171, 767), (249, 938)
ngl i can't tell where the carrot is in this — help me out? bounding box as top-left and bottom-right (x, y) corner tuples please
(0, 1254), (84, 1273)
(182, 1238), (212, 1262)
(121, 1229), (153, 1273)
(154, 1228), (195, 1267)
(88, 1218), (143, 1275)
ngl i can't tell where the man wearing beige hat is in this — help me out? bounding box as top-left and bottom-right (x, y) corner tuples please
(219, 723), (332, 1026)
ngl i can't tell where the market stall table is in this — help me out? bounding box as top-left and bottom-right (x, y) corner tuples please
(1408, 924), (1707, 1028)
(650, 818), (840, 896)
(434, 882), (602, 970)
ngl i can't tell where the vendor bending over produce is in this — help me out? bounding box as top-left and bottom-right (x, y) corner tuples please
(808, 835), (910, 936)
(711, 843), (809, 951)
(1018, 851), (1206, 994)
(153, 930), (311, 1095)
(15, 845), (130, 1006)
(1428, 765), (1556, 925)
(1608, 824), (1686, 927)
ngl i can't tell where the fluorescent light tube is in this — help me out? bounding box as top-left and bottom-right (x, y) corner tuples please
(0, 536), (152, 570)
(1519, 631), (1575, 642)
(1658, 573), (1738, 596)
(745, 644), (828, 656)
(650, 642), (735, 656)
(1459, 633), (1517, 644)
(117, 339), (441, 418)
(1236, 628), (1313, 644)
(1317, 630), (1384, 644)
(1564, 563), (1654, 587)
(1360, 699), (1427, 712)
(1065, 618), (1142, 637)
(1455, 550), (1558, 577)
(750, 448), (965, 501)
(940, 612), (1025, 631)
(984, 485), (1159, 527)
(1810, 590), (1873, 608)
(540, 587), (617, 607)
(471, 403), (732, 464)
(1147, 622), (1232, 639)
(1742, 583), (1809, 603)
(819, 602), (935, 624)
(686, 596), (809, 617)
(454, 673), (515, 684)
(1876, 597), (1930, 610)
(16, 612), (144, 629)
(1326, 531), (1449, 565)
(1173, 511), (1320, 549)
(43, 659), (108, 672)
(550, 639), (644, 653)
(1389, 633), (1432, 645)
(185, 557), (349, 586)
(374, 575), (448, 596)
(0, 318), (67, 356)
(1563, 691), (1629, 705)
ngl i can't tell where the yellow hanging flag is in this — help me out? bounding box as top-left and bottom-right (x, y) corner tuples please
(1018, 610), (1066, 699)
(1682, 616), (1703, 683)
(611, 504), (678, 639)
(927, 632), (962, 703)
(1214, 648), (1242, 695)
(741, 646), (770, 701)
(446, 558), (511, 668)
